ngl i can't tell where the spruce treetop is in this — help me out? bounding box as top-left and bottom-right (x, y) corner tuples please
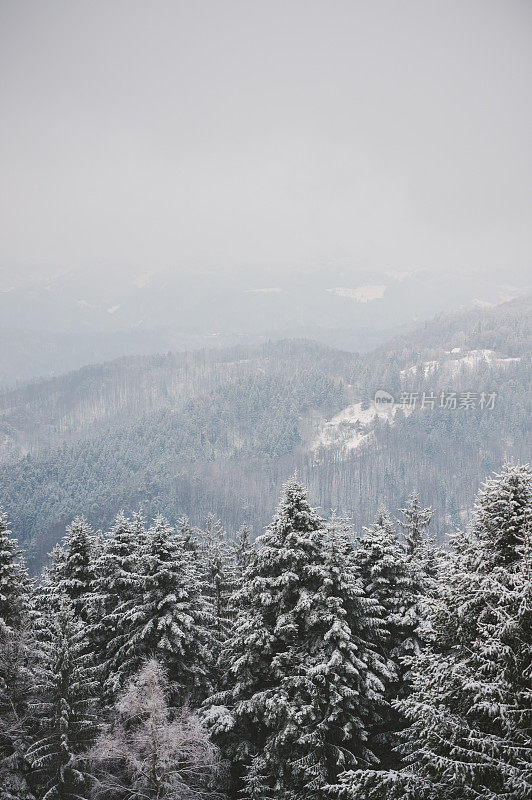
(209, 481), (389, 798)
(473, 461), (532, 568)
(397, 491), (434, 556)
(0, 508), (29, 629)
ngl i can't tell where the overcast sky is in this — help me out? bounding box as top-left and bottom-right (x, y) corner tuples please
(1, 0), (531, 284)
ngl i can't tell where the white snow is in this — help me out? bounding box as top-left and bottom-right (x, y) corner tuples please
(401, 349), (521, 380)
(448, 349), (521, 374)
(312, 401), (402, 453)
(327, 285), (387, 303)
(401, 360), (440, 378)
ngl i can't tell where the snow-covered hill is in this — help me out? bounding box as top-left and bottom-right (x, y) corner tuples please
(400, 348), (521, 380)
(312, 401), (406, 453)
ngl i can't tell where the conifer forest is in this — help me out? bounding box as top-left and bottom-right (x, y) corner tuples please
(2, 2), (531, 798)
(1, 462), (530, 799)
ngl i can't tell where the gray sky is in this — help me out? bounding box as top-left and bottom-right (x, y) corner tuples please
(1, 0), (531, 284)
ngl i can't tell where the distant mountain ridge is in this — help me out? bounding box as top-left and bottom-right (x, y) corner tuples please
(1, 266), (528, 386)
(0, 296), (529, 570)
(370, 292), (531, 357)
(0, 339), (351, 462)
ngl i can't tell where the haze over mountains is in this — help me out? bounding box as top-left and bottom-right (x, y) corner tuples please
(1, 294), (529, 570)
(1, 4), (531, 796)
(1, 264), (528, 387)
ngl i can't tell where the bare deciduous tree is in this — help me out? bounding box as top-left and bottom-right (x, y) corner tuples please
(89, 659), (226, 800)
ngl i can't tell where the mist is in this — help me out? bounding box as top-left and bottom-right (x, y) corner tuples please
(0, 9), (531, 794)
(1, 0), (531, 287)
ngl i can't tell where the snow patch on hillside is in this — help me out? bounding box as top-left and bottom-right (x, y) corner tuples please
(313, 401), (401, 453)
(327, 285), (387, 303)
(401, 349), (521, 379)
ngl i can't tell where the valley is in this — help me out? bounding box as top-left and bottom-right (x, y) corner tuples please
(0, 295), (529, 570)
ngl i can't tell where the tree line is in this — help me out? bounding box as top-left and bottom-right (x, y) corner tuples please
(0, 462), (530, 799)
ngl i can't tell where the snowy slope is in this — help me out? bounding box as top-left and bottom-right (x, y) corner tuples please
(400, 349), (521, 379)
(312, 401), (405, 453)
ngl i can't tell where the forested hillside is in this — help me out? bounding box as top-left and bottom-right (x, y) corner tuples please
(1, 465), (530, 798)
(0, 297), (529, 570)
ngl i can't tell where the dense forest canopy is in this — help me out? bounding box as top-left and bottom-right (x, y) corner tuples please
(1, 462), (530, 798)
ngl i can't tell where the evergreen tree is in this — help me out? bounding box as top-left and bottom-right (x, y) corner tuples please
(89, 513), (143, 700)
(472, 461), (531, 568)
(0, 618), (37, 800)
(232, 523), (253, 580)
(38, 545), (67, 616)
(0, 508), (36, 799)
(27, 600), (98, 800)
(176, 514), (199, 553)
(58, 517), (96, 623)
(397, 492), (438, 634)
(0, 507), (29, 628)
(115, 515), (210, 704)
(206, 480), (388, 799)
(353, 507), (423, 767)
(197, 514), (235, 688)
(397, 491), (434, 557)
(333, 463), (532, 800)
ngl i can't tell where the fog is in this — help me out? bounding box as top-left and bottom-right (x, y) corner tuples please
(1, 0), (531, 288)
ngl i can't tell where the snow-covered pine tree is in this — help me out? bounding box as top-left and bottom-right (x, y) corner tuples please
(397, 491), (439, 627)
(27, 600), (99, 800)
(333, 462), (532, 800)
(205, 480), (388, 800)
(196, 514), (235, 689)
(321, 514), (391, 770)
(472, 460), (531, 568)
(0, 617), (37, 800)
(131, 508), (148, 547)
(353, 507), (423, 767)
(38, 544), (70, 623)
(0, 507), (29, 629)
(89, 512), (143, 700)
(397, 491), (434, 557)
(232, 523), (253, 581)
(0, 509), (36, 800)
(115, 515), (210, 704)
(176, 514), (199, 553)
(57, 517), (96, 623)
